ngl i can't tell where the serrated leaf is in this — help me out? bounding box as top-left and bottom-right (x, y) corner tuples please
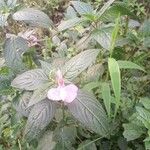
(0, 0), (5, 9)
(0, 13), (9, 27)
(65, 6), (77, 19)
(78, 140), (97, 150)
(140, 97), (150, 110)
(139, 19), (150, 37)
(4, 35), (28, 72)
(71, 1), (93, 15)
(27, 83), (52, 107)
(54, 126), (77, 149)
(11, 69), (49, 90)
(37, 131), (56, 150)
(117, 60), (145, 72)
(136, 106), (150, 121)
(13, 8), (53, 28)
(24, 99), (56, 140)
(101, 2), (137, 21)
(97, 0), (115, 17)
(63, 49), (100, 80)
(108, 58), (121, 116)
(92, 26), (113, 50)
(83, 81), (100, 92)
(58, 17), (83, 31)
(40, 60), (51, 76)
(67, 90), (109, 136)
(123, 123), (145, 141)
(15, 91), (33, 117)
(7, 0), (17, 8)
(102, 83), (111, 118)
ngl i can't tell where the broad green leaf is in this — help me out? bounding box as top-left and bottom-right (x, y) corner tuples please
(0, 0), (5, 9)
(7, 0), (17, 8)
(63, 49), (100, 80)
(101, 2), (137, 21)
(14, 91), (32, 117)
(136, 106), (150, 129)
(4, 35), (28, 72)
(71, 1), (93, 15)
(144, 137), (150, 150)
(123, 123), (145, 141)
(102, 83), (111, 118)
(117, 60), (145, 72)
(40, 60), (51, 76)
(24, 99), (56, 140)
(136, 106), (150, 122)
(54, 126), (77, 149)
(92, 26), (113, 50)
(13, 8), (53, 28)
(97, 0), (115, 17)
(65, 6), (77, 19)
(83, 82), (100, 92)
(0, 77), (13, 95)
(140, 97), (150, 110)
(27, 83), (52, 107)
(37, 131), (56, 150)
(11, 69), (49, 90)
(139, 19), (150, 37)
(85, 63), (104, 82)
(108, 58), (121, 115)
(78, 140), (97, 150)
(0, 13), (9, 27)
(67, 90), (109, 136)
(58, 17), (83, 31)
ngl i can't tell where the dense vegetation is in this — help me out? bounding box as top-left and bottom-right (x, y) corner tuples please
(0, 0), (150, 149)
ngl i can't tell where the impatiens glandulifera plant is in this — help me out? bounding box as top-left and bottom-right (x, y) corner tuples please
(11, 48), (110, 141)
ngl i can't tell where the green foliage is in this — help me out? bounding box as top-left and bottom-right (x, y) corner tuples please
(0, 0), (149, 149)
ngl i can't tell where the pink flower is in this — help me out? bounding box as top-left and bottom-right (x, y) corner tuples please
(47, 70), (78, 103)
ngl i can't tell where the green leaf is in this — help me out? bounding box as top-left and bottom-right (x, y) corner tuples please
(102, 83), (111, 118)
(14, 91), (33, 117)
(136, 106), (150, 122)
(78, 140), (97, 150)
(139, 19), (150, 37)
(140, 97), (150, 110)
(108, 58), (121, 116)
(101, 2), (137, 21)
(65, 6), (77, 19)
(13, 8), (53, 29)
(92, 26), (113, 50)
(123, 123), (145, 141)
(40, 60), (51, 76)
(117, 60), (145, 72)
(11, 69), (49, 90)
(37, 131), (56, 150)
(110, 15), (120, 56)
(0, 13), (9, 27)
(83, 81), (100, 92)
(58, 17), (83, 31)
(4, 35), (28, 72)
(54, 126), (77, 149)
(7, 0), (17, 8)
(63, 49), (100, 80)
(27, 83), (52, 107)
(144, 137), (150, 150)
(97, 0), (115, 17)
(24, 99), (56, 140)
(71, 1), (93, 15)
(67, 90), (109, 136)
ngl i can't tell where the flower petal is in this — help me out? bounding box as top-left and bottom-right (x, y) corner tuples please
(47, 88), (61, 101)
(63, 84), (78, 103)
